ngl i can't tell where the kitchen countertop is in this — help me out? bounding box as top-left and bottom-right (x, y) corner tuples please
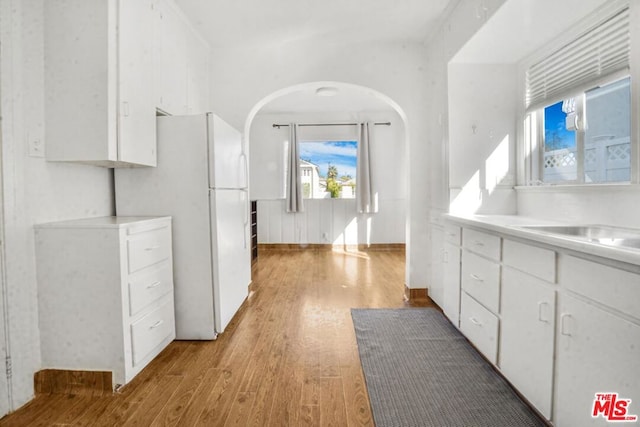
(444, 214), (640, 268)
(34, 216), (172, 229)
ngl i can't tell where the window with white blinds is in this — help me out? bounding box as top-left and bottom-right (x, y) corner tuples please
(525, 6), (630, 111)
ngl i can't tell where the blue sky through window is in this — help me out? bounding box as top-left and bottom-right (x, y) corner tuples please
(299, 141), (357, 178)
(544, 101), (575, 151)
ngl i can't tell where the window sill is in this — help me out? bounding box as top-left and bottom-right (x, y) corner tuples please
(514, 183), (640, 193)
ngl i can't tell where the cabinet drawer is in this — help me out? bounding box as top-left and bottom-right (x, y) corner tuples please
(559, 255), (640, 320)
(503, 239), (555, 283)
(128, 261), (173, 317)
(127, 226), (171, 273)
(130, 297), (175, 366)
(462, 228), (500, 260)
(461, 251), (500, 313)
(460, 292), (499, 364)
(444, 224), (461, 245)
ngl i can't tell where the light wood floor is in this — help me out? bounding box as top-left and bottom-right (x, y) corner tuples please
(1, 249), (433, 426)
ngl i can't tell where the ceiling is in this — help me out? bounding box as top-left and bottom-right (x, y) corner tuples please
(452, 0), (610, 64)
(258, 84), (395, 114)
(173, 0), (452, 115)
(174, 0), (452, 49)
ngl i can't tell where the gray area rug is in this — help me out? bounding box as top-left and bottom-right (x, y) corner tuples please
(351, 308), (547, 427)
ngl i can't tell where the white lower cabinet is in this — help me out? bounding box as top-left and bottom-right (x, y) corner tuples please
(555, 293), (640, 426)
(461, 250), (500, 313)
(500, 267), (555, 419)
(443, 241), (461, 326)
(429, 225), (445, 307)
(460, 292), (499, 364)
(35, 216), (176, 389)
(446, 221), (640, 427)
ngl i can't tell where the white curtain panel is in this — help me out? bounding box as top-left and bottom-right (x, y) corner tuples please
(357, 122), (377, 213)
(286, 123), (304, 213)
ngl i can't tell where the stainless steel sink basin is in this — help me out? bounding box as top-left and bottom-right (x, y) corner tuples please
(518, 225), (640, 249)
(590, 237), (640, 249)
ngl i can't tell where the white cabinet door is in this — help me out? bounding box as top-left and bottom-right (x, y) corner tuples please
(500, 267), (555, 419)
(555, 293), (640, 426)
(460, 292), (499, 364)
(186, 34), (212, 114)
(118, 0), (157, 166)
(443, 241), (461, 326)
(44, 0), (157, 167)
(157, 0), (188, 115)
(429, 226), (444, 307)
(461, 250), (500, 313)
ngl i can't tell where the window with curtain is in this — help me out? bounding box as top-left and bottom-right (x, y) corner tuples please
(298, 141), (358, 199)
(525, 3), (632, 184)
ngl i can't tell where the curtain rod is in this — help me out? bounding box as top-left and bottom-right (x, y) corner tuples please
(272, 122), (391, 129)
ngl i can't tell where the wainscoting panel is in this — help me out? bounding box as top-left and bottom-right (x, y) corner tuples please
(257, 199), (405, 245)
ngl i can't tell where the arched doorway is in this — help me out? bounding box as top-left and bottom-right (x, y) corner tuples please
(243, 81), (410, 250)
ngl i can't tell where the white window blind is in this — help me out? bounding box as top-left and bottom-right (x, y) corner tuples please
(526, 6), (630, 110)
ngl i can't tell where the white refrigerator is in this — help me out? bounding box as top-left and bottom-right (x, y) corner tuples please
(115, 113), (251, 340)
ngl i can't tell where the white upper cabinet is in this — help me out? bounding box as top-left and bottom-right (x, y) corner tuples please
(118, 0), (157, 166)
(44, 0), (157, 167)
(156, 1), (211, 115)
(157, 0), (188, 115)
(44, 0), (211, 167)
(186, 32), (212, 114)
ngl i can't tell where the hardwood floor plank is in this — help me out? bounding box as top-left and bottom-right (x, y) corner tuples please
(223, 391), (257, 426)
(301, 366), (320, 407)
(0, 249), (433, 427)
(171, 368), (223, 426)
(300, 404), (321, 427)
(319, 376), (348, 427)
(266, 366), (303, 427)
(193, 368), (238, 426)
(70, 395), (119, 426)
(147, 341), (223, 426)
(121, 375), (184, 426)
(0, 395), (68, 427)
(341, 366), (373, 427)
(46, 395), (95, 426)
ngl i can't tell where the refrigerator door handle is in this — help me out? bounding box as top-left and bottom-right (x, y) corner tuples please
(240, 152), (248, 189)
(243, 190), (249, 249)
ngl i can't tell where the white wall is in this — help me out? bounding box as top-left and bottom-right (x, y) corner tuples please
(424, 0), (509, 215)
(250, 112), (406, 245)
(257, 199), (405, 245)
(422, 0), (509, 295)
(517, 186), (640, 228)
(208, 40), (430, 286)
(0, 0), (113, 412)
(447, 63), (517, 215)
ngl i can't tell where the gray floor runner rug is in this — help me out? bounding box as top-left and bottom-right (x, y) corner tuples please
(351, 308), (547, 427)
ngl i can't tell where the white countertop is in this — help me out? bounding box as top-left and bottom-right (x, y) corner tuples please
(35, 216), (172, 229)
(444, 214), (640, 267)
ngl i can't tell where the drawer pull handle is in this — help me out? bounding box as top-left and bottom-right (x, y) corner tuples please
(147, 281), (161, 289)
(145, 246), (160, 251)
(560, 313), (572, 336)
(538, 301), (549, 323)
(469, 317), (482, 327)
(470, 274), (483, 282)
(447, 233), (456, 237)
(150, 320), (164, 330)
(473, 241), (485, 246)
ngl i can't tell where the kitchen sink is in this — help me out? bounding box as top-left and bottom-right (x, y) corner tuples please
(518, 225), (640, 249)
